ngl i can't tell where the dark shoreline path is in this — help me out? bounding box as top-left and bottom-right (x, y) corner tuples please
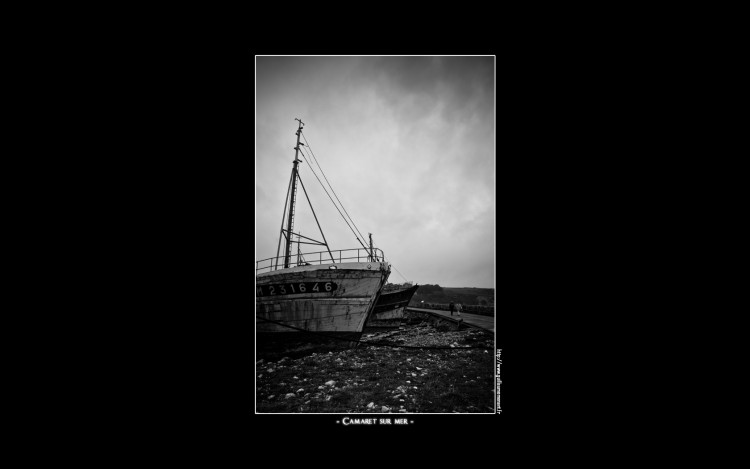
(406, 307), (495, 333)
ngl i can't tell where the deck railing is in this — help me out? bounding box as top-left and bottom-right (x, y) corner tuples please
(256, 247), (386, 274)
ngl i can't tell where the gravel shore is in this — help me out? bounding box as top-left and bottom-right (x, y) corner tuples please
(255, 321), (495, 413)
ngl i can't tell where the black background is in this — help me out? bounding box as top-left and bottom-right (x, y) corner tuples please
(79, 28), (659, 450)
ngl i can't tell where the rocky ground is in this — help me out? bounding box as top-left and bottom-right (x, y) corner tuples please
(255, 321), (495, 413)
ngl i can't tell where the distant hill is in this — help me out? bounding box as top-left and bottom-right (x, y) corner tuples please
(406, 284), (494, 307)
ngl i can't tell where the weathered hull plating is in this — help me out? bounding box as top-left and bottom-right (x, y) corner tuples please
(365, 307), (408, 328)
(255, 262), (390, 334)
(365, 284), (420, 328)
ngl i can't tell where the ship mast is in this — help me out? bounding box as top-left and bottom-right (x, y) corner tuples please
(369, 232), (379, 262)
(283, 118), (304, 269)
(274, 118), (336, 271)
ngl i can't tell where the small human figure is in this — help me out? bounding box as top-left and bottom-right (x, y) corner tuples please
(449, 301), (455, 316)
(456, 303), (463, 317)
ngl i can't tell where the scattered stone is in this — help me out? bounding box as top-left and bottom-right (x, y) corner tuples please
(416, 367), (423, 371)
(284, 393), (295, 399)
(267, 368), (275, 373)
(367, 402), (375, 409)
(268, 395), (275, 400)
(406, 381), (411, 384)
(304, 400), (311, 405)
(411, 373), (417, 377)
(399, 409), (407, 412)
(296, 388), (305, 394)
(325, 380), (336, 386)
(256, 359), (264, 365)
(258, 374), (263, 379)
(381, 406), (390, 412)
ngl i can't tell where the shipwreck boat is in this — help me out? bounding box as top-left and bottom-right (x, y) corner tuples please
(255, 119), (391, 345)
(365, 283), (420, 328)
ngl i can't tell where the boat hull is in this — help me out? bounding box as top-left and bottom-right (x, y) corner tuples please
(255, 262), (390, 335)
(365, 284), (420, 328)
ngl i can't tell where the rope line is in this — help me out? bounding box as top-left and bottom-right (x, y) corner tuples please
(391, 265), (409, 283)
(300, 131), (370, 248)
(298, 147), (369, 251)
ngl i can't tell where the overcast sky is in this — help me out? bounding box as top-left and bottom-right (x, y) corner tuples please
(255, 56), (494, 289)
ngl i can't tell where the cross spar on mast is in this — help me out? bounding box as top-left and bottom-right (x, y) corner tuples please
(278, 118), (367, 270)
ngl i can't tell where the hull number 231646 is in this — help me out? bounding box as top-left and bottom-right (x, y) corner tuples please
(256, 282), (338, 297)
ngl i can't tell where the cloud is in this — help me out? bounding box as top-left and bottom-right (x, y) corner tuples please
(256, 56), (495, 288)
